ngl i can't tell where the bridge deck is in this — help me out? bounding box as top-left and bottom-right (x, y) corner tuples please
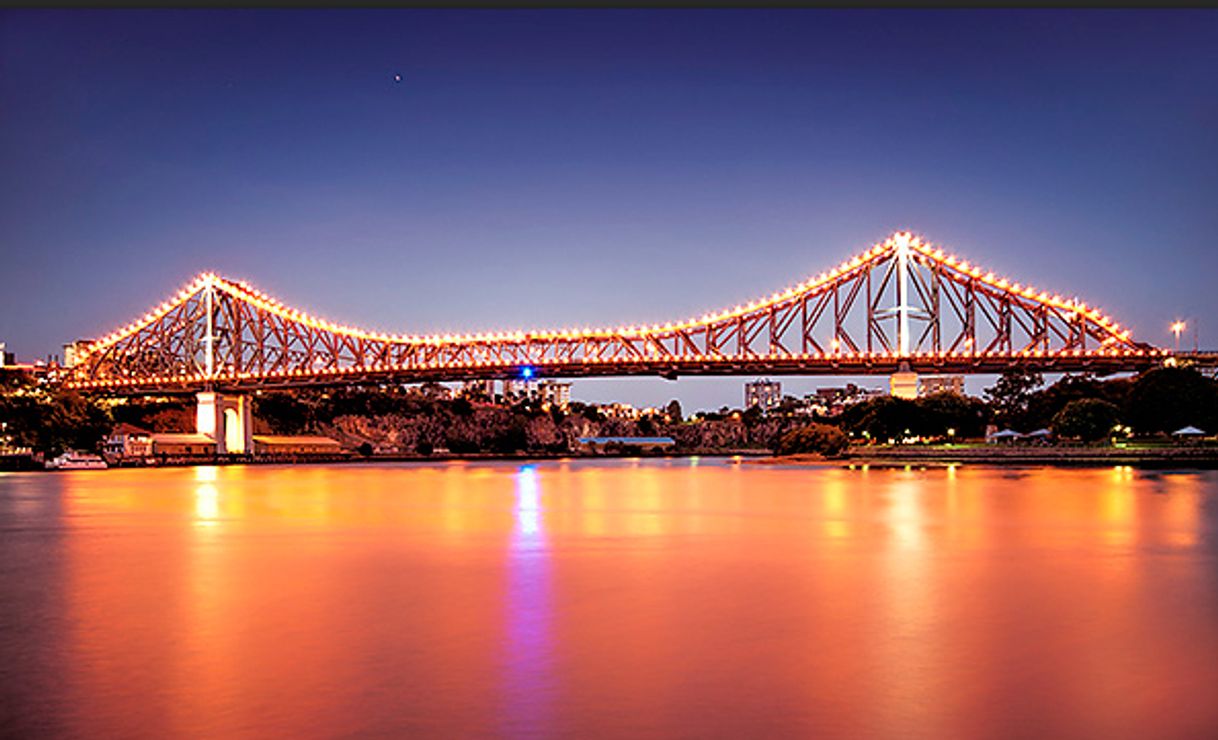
(75, 352), (1181, 396)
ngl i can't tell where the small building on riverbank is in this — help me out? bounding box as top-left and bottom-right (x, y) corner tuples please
(252, 435), (345, 456)
(575, 436), (675, 454)
(105, 423), (153, 459)
(151, 433), (216, 457)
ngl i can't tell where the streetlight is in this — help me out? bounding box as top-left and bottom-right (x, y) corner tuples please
(1171, 320), (1186, 352)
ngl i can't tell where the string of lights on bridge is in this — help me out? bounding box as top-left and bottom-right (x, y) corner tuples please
(67, 231), (1162, 390)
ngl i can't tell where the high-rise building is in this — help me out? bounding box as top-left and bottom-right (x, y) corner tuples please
(62, 339), (91, 369)
(536, 380), (572, 409)
(504, 378), (538, 400)
(0, 342), (11, 367)
(744, 379), (782, 410)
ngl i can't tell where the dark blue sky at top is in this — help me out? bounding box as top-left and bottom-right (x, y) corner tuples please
(2, 9), (1216, 410)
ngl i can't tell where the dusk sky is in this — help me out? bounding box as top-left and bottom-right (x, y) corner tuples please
(2, 9), (1216, 410)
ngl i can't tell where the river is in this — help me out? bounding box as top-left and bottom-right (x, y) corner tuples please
(2, 459), (1216, 738)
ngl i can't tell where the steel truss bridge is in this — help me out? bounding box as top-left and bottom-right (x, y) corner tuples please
(68, 231), (1180, 396)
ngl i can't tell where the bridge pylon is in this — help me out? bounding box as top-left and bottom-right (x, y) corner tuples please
(196, 391), (252, 455)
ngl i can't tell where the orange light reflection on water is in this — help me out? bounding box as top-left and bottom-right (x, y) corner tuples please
(7, 461), (1210, 737)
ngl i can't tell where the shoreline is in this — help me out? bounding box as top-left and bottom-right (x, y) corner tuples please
(751, 445), (1218, 469)
(3, 449), (770, 472)
(9, 445), (1218, 472)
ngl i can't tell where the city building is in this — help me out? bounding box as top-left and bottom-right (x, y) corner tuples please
(62, 340), (92, 369)
(919, 375), (965, 396)
(503, 378), (538, 401)
(536, 380), (571, 409)
(460, 379), (496, 399)
(744, 379), (782, 411)
(600, 402), (641, 420)
(807, 384), (885, 416)
(501, 378), (572, 407)
(104, 423), (153, 459)
(0, 342), (13, 367)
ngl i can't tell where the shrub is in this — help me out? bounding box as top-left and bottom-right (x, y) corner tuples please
(774, 423), (849, 457)
(1051, 398), (1121, 442)
(1126, 367), (1218, 434)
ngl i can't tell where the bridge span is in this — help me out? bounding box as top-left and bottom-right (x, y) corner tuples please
(62, 231), (1199, 452)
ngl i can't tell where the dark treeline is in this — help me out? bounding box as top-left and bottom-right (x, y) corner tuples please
(0, 371), (112, 456)
(247, 367), (1218, 455)
(2, 367), (1216, 457)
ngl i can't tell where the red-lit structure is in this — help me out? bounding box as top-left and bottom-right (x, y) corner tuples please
(67, 231), (1169, 396)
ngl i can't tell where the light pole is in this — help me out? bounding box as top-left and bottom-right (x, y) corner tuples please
(1171, 320), (1186, 353)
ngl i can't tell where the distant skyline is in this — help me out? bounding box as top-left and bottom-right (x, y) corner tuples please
(2, 9), (1216, 410)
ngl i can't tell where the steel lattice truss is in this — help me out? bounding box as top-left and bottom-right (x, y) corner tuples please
(68, 232), (1166, 394)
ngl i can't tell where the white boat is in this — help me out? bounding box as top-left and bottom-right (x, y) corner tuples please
(45, 451), (108, 470)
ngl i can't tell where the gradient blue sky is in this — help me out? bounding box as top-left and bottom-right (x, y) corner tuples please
(2, 9), (1216, 411)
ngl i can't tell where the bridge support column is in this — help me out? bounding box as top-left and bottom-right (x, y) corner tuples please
(196, 391), (253, 455)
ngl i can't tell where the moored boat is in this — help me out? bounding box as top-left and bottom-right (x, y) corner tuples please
(45, 451), (108, 470)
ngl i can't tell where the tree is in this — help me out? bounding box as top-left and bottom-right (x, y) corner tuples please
(1051, 398), (1121, 442)
(916, 391), (990, 438)
(418, 382), (449, 400)
(777, 395), (804, 416)
(838, 396), (930, 440)
(665, 399), (683, 423)
(1023, 374), (1132, 431)
(487, 417), (529, 453)
(774, 424), (849, 457)
(984, 368), (1044, 430)
(1126, 367), (1218, 434)
(253, 392), (310, 434)
(0, 385), (111, 456)
(741, 404), (764, 426)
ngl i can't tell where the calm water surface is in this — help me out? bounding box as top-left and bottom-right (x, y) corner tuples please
(2, 459), (1217, 738)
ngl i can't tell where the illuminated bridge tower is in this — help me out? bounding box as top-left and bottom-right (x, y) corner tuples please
(879, 232), (928, 399)
(194, 276), (251, 454)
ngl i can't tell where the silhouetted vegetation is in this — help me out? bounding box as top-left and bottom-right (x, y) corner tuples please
(0, 373), (111, 455)
(837, 391), (989, 441)
(1051, 398), (1121, 442)
(774, 424), (848, 457)
(1126, 367), (1218, 434)
(984, 368), (1043, 429)
(12, 363), (1216, 459)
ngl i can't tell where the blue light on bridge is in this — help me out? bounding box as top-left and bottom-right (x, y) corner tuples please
(520, 366), (534, 380)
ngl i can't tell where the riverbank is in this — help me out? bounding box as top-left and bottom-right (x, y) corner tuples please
(11, 445), (1218, 472)
(3, 448), (773, 471)
(749, 444), (1218, 468)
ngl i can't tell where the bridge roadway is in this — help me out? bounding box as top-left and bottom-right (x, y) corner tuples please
(78, 350), (1218, 397)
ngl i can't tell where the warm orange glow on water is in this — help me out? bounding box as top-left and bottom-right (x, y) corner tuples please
(2, 461), (1217, 736)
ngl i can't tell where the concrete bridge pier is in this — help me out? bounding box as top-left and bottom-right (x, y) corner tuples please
(196, 391), (253, 454)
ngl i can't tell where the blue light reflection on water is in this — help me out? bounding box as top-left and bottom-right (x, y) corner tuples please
(515, 464), (542, 538)
(503, 463), (554, 731)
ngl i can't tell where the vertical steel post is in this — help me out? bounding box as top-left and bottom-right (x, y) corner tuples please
(204, 275), (215, 378)
(896, 233), (911, 357)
